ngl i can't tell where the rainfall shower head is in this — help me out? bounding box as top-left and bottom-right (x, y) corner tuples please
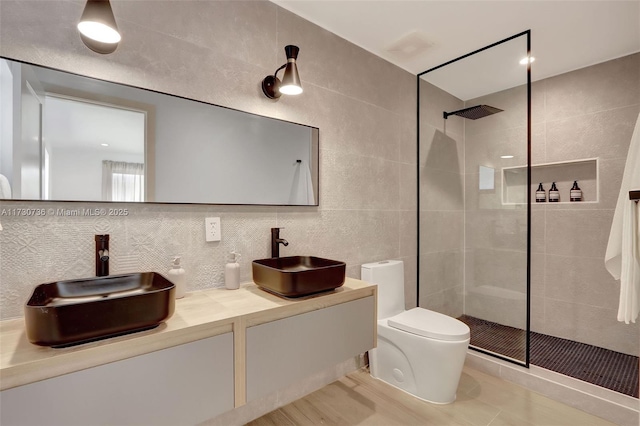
(443, 105), (503, 120)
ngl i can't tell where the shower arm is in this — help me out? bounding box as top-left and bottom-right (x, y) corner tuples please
(443, 106), (476, 120)
(443, 104), (503, 120)
(443, 110), (456, 120)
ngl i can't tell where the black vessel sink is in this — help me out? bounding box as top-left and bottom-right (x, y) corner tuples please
(252, 256), (346, 297)
(25, 272), (175, 347)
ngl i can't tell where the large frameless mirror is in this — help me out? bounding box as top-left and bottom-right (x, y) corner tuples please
(0, 58), (319, 206)
(417, 31), (531, 365)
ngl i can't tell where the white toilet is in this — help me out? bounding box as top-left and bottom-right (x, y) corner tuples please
(362, 260), (470, 404)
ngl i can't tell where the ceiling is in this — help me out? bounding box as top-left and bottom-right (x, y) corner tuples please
(272, 0), (640, 95)
(16, 58), (145, 157)
(44, 96), (144, 156)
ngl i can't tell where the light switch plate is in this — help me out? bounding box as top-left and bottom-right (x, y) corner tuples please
(205, 217), (221, 242)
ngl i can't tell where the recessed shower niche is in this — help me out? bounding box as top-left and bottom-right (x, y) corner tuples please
(502, 158), (599, 205)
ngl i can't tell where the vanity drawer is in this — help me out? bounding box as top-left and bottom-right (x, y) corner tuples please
(0, 333), (234, 426)
(246, 296), (375, 402)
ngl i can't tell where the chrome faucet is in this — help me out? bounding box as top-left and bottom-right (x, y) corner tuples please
(271, 227), (289, 258)
(95, 234), (110, 276)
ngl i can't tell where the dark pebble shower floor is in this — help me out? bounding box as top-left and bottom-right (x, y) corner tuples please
(458, 315), (639, 398)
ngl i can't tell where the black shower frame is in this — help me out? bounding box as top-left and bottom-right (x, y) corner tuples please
(416, 30), (532, 368)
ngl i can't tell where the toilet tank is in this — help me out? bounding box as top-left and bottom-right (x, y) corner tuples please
(361, 260), (405, 320)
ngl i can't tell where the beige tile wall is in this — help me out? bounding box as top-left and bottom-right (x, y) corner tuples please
(0, 0), (417, 320)
(463, 79), (529, 330)
(533, 53), (640, 355)
(418, 81), (465, 317)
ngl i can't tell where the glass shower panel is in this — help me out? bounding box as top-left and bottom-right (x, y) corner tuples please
(418, 33), (530, 365)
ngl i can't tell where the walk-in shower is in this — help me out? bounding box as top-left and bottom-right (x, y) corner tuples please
(418, 31), (531, 366)
(417, 30), (639, 400)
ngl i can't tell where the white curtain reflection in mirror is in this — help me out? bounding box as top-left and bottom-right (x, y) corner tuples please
(0, 174), (11, 199)
(102, 160), (144, 202)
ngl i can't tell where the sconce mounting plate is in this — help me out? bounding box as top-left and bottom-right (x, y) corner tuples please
(262, 75), (281, 99)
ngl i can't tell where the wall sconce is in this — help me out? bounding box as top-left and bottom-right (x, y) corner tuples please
(77, 0), (121, 54)
(262, 45), (303, 99)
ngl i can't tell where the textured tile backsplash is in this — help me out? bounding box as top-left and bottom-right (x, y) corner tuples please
(0, 1), (417, 320)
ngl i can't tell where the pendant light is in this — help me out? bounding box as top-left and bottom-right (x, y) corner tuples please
(78, 0), (121, 54)
(262, 45), (303, 99)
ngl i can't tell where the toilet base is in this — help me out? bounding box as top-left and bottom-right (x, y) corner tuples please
(369, 374), (458, 405)
(371, 320), (469, 405)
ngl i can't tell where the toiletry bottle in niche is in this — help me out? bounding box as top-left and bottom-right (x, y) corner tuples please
(225, 251), (241, 290)
(570, 180), (582, 202)
(168, 256), (186, 299)
(535, 183), (546, 202)
(549, 182), (560, 202)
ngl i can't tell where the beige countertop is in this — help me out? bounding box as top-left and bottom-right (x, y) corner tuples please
(0, 278), (376, 392)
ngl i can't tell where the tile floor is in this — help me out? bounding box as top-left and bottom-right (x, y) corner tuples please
(249, 366), (616, 425)
(459, 315), (639, 398)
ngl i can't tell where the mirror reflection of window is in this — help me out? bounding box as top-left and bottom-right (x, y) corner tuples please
(102, 160), (144, 202)
(46, 96), (146, 202)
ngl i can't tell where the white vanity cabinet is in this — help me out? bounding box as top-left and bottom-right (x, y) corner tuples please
(0, 333), (234, 426)
(0, 279), (377, 425)
(246, 296), (376, 402)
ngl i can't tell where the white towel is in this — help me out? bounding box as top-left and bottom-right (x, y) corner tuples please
(288, 160), (315, 205)
(0, 173), (11, 199)
(605, 112), (640, 324)
(302, 160), (315, 205)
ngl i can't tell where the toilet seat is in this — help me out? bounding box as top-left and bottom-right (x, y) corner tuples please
(387, 308), (470, 342)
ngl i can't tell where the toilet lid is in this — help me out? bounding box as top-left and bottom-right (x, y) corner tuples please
(387, 308), (470, 341)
